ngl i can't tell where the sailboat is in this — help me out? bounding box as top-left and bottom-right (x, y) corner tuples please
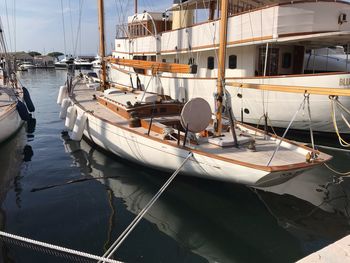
(109, 0), (350, 135)
(58, 0), (333, 187)
(0, 25), (35, 144)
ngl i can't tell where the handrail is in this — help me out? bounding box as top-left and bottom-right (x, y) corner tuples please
(227, 82), (350, 96)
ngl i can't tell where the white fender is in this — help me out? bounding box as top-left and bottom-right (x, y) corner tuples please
(57, 85), (68, 105)
(71, 111), (87, 141)
(59, 98), (71, 119)
(65, 105), (77, 131)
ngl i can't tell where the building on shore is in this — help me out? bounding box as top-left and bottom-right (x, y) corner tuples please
(33, 55), (55, 68)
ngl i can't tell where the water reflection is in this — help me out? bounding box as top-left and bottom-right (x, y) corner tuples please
(255, 147), (350, 254)
(0, 127), (28, 203)
(62, 137), (337, 262)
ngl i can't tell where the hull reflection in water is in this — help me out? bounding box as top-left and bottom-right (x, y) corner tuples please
(63, 136), (345, 262)
(256, 148), (350, 251)
(0, 127), (29, 260)
(0, 127), (28, 201)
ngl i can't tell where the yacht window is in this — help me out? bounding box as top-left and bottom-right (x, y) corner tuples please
(229, 55), (237, 69)
(282, 53), (292, 68)
(207, 56), (214, 69)
(162, 59), (166, 63)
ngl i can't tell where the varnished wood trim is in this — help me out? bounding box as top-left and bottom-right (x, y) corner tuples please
(228, 82), (350, 96)
(107, 57), (196, 74)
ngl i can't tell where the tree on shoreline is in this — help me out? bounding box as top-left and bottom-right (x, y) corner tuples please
(28, 51), (41, 57)
(47, 52), (64, 59)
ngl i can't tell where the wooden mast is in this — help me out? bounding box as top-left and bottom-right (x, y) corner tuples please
(98, 0), (107, 91)
(215, 0), (229, 136)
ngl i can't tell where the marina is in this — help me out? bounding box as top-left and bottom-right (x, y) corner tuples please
(1, 0), (350, 262)
(0, 69), (349, 262)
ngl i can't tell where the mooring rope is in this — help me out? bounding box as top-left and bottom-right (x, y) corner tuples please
(324, 163), (350, 176)
(0, 231), (123, 263)
(100, 152), (193, 262)
(330, 96), (350, 147)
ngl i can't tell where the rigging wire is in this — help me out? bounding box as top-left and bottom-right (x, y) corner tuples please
(60, 0), (67, 56)
(73, 0), (84, 57)
(4, 0), (12, 52)
(68, 0), (75, 55)
(13, 0), (16, 52)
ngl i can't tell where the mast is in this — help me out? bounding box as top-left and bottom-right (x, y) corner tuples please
(98, 0), (107, 90)
(215, 0), (229, 136)
(134, 0), (138, 14)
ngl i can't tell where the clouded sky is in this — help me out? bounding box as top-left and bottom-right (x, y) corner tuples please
(0, 0), (172, 55)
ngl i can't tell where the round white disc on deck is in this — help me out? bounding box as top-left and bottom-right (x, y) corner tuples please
(180, 98), (211, 133)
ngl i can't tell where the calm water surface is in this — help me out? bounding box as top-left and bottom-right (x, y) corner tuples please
(0, 69), (349, 263)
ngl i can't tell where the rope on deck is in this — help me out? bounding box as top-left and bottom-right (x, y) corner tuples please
(0, 231), (123, 263)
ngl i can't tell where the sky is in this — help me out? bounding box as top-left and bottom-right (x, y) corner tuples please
(0, 0), (173, 56)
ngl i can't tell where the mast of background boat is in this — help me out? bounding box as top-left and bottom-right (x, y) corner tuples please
(134, 0), (138, 14)
(215, 0), (229, 136)
(98, 0), (107, 91)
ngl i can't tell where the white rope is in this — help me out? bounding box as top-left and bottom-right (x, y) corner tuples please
(101, 152), (193, 261)
(0, 231), (123, 263)
(330, 97), (350, 147)
(324, 163), (350, 176)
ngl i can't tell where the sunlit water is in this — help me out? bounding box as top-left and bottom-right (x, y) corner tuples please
(0, 69), (349, 263)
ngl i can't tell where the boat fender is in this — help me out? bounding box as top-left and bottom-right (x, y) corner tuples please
(65, 105), (77, 131)
(57, 85), (68, 105)
(59, 98), (71, 119)
(16, 100), (30, 121)
(22, 87), (35, 112)
(71, 111), (87, 141)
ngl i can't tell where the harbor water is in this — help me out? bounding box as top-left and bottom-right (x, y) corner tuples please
(0, 69), (350, 263)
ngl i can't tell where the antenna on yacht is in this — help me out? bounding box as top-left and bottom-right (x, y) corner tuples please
(215, 0), (229, 136)
(134, 0), (138, 14)
(98, 0), (108, 91)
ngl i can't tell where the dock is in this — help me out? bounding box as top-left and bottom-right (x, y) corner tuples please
(297, 235), (350, 263)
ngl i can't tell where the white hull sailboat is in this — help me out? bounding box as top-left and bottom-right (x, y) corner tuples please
(0, 96), (22, 143)
(0, 81), (35, 144)
(110, 0), (350, 134)
(0, 25), (35, 144)
(57, 0), (333, 188)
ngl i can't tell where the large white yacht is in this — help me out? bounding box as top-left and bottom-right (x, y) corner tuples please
(110, 0), (350, 134)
